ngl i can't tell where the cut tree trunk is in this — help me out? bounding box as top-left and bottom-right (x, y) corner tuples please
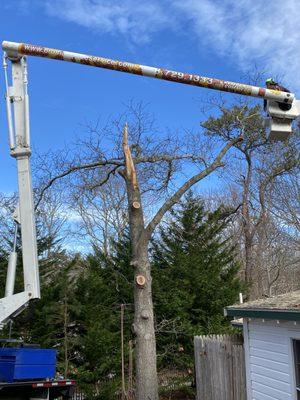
(122, 124), (159, 400)
(132, 243), (158, 400)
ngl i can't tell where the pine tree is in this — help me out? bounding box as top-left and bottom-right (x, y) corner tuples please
(73, 233), (134, 399)
(152, 192), (244, 368)
(28, 256), (82, 376)
(0, 230), (69, 342)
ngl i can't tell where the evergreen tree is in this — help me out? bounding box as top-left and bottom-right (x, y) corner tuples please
(0, 197), (244, 397)
(152, 192), (244, 369)
(27, 256), (82, 376)
(73, 233), (134, 399)
(0, 229), (68, 341)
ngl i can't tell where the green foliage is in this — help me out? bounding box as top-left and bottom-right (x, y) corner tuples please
(69, 234), (134, 396)
(0, 231), (67, 340)
(0, 195), (244, 397)
(159, 374), (195, 400)
(152, 192), (245, 368)
(202, 104), (266, 149)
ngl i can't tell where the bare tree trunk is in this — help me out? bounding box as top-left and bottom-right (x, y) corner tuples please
(122, 124), (158, 400)
(241, 154), (255, 286)
(132, 242), (158, 400)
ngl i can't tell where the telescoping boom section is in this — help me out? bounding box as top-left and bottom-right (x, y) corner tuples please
(2, 40), (295, 104)
(4, 41), (299, 139)
(0, 48), (40, 327)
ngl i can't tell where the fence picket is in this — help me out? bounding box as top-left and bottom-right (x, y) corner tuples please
(194, 334), (246, 400)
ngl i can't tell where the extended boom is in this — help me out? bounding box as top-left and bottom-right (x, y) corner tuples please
(2, 41), (294, 104)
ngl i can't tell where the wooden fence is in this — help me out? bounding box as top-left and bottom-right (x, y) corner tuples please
(194, 334), (247, 400)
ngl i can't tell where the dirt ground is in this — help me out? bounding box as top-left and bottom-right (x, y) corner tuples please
(158, 370), (195, 399)
(160, 389), (195, 399)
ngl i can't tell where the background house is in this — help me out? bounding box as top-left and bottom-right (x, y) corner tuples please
(225, 291), (300, 400)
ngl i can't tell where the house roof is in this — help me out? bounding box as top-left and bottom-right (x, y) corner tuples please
(225, 290), (300, 321)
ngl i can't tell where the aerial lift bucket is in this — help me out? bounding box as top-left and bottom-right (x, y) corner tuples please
(267, 99), (300, 141)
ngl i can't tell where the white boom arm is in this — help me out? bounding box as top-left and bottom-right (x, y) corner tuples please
(0, 55), (40, 326)
(1, 41), (295, 104)
(3, 41), (300, 140)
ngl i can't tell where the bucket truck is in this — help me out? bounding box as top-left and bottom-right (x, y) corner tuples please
(0, 41), (299, 399)
(0, 50), (75, 400)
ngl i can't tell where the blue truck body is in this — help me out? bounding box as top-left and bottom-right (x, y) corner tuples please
(0, 348), (56, 383)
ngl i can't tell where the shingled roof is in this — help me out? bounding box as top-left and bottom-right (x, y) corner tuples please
(225, 290), (300, 321)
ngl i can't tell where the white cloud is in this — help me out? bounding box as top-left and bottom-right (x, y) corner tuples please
(44, 0), (300, 91)
(174, 0), (300, 89)
(45, 0), (176, 44)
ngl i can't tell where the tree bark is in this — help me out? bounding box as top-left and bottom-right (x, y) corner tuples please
(122, 124), (158, 400)
(132, 241), (158, 400)
(241, 153), (255, 285)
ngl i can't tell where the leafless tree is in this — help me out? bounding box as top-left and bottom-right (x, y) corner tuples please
(269, 171), (300, 232)
(202, 102), (299, 298)
(74, 178), (128, 254)
(0, 193), (17, 253)
(35, 102), (242, 400)
(0, 186), (69, 288)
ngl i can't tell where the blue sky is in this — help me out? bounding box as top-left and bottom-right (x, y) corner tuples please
(0, 0), (299, 193)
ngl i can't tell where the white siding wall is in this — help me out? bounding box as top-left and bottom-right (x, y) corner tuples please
(244, 319), (299, 400)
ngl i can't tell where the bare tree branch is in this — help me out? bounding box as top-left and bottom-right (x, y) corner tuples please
(35, 152), (209, 210)
(145, 135), (243, 236)
(257, 156), (299, 228)
(35, 158), (123, 210)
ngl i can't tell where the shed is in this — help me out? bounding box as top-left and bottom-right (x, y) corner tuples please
(225, 290), (300, 400)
